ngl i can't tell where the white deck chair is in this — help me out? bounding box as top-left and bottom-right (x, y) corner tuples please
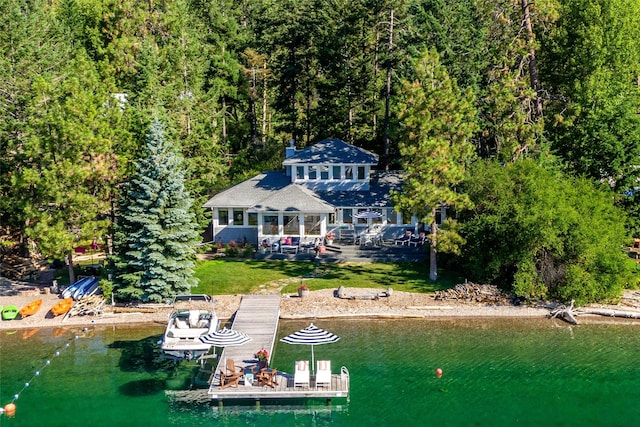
(293, 360), (310, 388)
(315, 360), (331, 389)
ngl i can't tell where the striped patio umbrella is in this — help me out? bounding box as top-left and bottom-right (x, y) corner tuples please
(199, 327), (252, 347)
(280, 323), (340, 373)
(352, 210), (383, 219)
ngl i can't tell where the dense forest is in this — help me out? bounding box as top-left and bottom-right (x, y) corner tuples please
(1, 0), (639, 301)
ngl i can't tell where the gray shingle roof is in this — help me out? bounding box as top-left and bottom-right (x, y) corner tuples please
(282, 138), (379, 165)
(250, 185), (335, 213)
(202, 171), (334, 212)
(318, 171), (403, 208)
(202, 170), (403, 211)
(202, 172), (290, 208)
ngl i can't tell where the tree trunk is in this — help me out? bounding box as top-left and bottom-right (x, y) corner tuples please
(262, 61), (268, 145)
(382, 7), (394, 171)
(429, 219), (438, 281)
(66, 251), (75, 285)
(521, 0), (542, 118)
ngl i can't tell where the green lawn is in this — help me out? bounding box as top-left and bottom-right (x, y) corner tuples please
(193, 259), (458, 295)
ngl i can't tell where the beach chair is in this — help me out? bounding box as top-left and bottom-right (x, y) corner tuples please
(315, 360), (332, 389)
(293, 360), (310, 388)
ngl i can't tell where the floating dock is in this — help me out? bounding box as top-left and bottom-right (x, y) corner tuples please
(206, 295), (349, 404)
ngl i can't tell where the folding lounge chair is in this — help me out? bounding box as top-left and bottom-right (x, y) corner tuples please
(315, 360), (331, 389)
(293, 360), (310, 388)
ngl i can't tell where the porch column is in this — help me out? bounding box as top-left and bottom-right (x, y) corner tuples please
(257, 214), (264, 245)
(298, 213), (304, 237)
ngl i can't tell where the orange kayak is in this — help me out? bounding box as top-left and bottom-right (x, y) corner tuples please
(50, 297), (74, 316)
(19, 298), (43, 318)
(22, 328), (40, 339)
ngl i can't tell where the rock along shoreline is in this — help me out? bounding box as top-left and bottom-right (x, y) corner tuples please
(2, 285), (640, 331)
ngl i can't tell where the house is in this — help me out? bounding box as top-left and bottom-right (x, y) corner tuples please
(203, 138), (442, 247)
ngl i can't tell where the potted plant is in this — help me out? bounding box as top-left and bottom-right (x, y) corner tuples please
(254, 349), (269, 369)
(298, 283), (310, 297)
(325, 232), (335, 245)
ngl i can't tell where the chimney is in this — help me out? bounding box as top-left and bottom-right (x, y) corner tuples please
(285, 139), (296, 158)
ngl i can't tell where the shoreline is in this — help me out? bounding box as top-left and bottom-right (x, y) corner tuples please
(2, 286), (640, 331)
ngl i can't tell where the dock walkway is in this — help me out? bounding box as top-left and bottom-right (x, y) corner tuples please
(206, 294), (349, 403)
(215, 294), (281, 374)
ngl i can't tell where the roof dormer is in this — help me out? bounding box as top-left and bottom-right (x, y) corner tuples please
(282, 138), (378, 191)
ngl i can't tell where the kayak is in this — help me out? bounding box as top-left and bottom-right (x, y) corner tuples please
(62, 277), (92, 299)
(19, 298), (43, 318)
(50, 297), (74, 317)
(22, 328), (40, 339)
(73, 277), (99, 300)
(2, 305), (19, 320)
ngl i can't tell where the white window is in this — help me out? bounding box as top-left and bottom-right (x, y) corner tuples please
(233, 209), (244, 225)
(304, 214), (321, 235)
(320, 165), (329, 180)
(332, 165), (341, 180)
(284, 215), (299, 234)
(345, 166), (353, 180)
(219, 209), (229, 224)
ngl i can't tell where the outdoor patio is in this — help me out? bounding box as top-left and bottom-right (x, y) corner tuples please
(253, 241), (426, 263)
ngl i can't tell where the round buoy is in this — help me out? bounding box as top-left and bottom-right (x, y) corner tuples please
(435, 368), (443, 378)
(4, 403), (16, 417)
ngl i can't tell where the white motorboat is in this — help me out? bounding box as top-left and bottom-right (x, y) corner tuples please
(159, 294), (219, 361)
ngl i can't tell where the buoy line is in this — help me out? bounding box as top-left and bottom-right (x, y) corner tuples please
(1, 327), (89, 417)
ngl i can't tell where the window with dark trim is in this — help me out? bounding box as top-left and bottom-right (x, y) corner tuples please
(219, 209), (229, 225)
(233, 209), (244, 225)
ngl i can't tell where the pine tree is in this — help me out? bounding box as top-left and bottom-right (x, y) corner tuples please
(394, 48), (478, 281)
(113, 118), (200, 302)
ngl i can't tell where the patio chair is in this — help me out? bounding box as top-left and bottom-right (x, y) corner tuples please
(315, 360), (332, 389)
(226, 359), (243, 377)
(394, 230), (413, 245)
(293, 360), (310, 388)
(408, 232), (427, 247)
(260, 238), (275, 253)
(281, 236), (300, 254)
(219, 369), (241, 389)
(257, 368), (279, 388)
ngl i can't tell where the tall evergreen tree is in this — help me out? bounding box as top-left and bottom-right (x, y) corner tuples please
(393, 48), (478, 281)
(113, 118), (200, 302)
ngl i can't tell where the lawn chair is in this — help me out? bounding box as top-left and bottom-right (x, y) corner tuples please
(315, 360), (331, 389)
(293, 360), (310, 388)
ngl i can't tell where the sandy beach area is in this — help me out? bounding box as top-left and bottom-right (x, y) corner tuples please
(2, 279), (640, 330)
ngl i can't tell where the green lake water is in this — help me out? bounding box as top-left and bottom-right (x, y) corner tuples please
(1, 318), (640, 426)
